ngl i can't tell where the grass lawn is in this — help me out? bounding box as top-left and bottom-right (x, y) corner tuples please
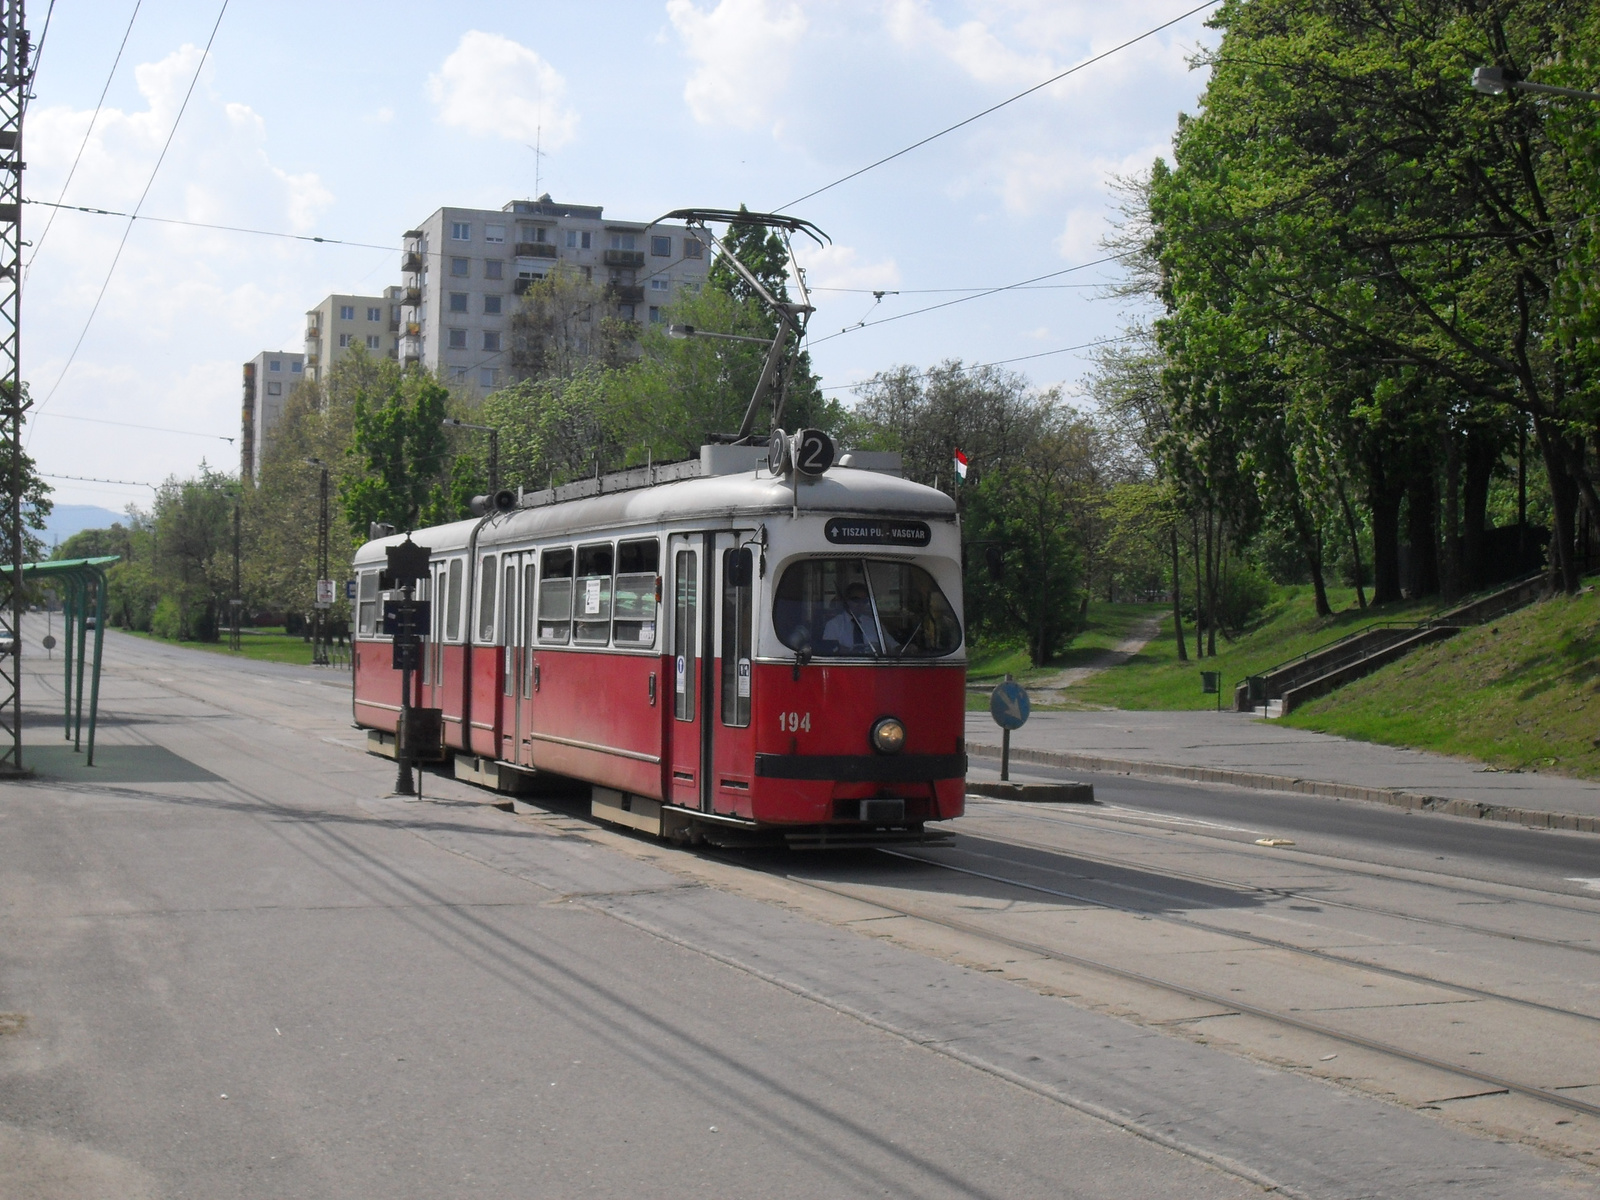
(119, 627), (340, 668)
(1066, 585), (1437, 711)
(966, 602), (1169, 710)
(1284, 585), (1600, 781)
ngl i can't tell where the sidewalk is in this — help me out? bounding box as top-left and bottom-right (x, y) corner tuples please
(964, 709), (1600, 832)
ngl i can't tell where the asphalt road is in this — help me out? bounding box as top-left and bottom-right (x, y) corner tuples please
(970, 748), (1600, 889)
(1, 626), (1596, 1198)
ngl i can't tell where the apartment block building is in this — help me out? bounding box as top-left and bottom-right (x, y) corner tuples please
(398, 195), (711, 399)
(240, 350), (306, 484)
(304, 289), (405, 383)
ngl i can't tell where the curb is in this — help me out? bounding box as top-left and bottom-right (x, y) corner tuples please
(965, 742), (1600, 834)
(966, 780), (1095, 804)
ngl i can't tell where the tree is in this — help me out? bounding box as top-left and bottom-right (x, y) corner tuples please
(509, 265), (636, 380)
(149, 466), (235, 640)
(339, 357), (453, 536)
(3, 389), (53, 565)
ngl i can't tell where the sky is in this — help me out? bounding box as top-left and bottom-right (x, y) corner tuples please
(21, 0), (1219, 512)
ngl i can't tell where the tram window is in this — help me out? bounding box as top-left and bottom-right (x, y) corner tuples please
(503, 561), (517, 694)
(574, 542), (613, 644)
(356, 571), (379, 635)
(614, 538), (659, 647)
(673, 549), (696, 722)
(445, 559), (464, 642)
(721, 547), (753, 727)
(477, 554), (498, 642)
(774, 559), (961, 658)
(538, 547), (574, 643)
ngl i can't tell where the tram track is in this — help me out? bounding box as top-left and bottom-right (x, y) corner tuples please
(878, 845), (1600, 1027)
(962, 799), (1600, 954)
(773, 854), (1600, 1124)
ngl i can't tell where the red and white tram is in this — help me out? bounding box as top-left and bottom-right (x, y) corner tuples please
(350, 440), (968, 846)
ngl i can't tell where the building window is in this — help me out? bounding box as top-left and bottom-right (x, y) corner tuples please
(338, 333), (352, 347)
(452, 367), (469, 381)
(651, 235), (672, 257)
(610, 233), (636, 251)
(482, 330), (501, 352)
(366, 335), (381, 349)
(650, 277), (669, 291)
(448, 329), (467, 349)
(268, 359), (281, 371)
(619, 304), (635, 321)
(581, 231), (592, 249)
(367, 306), (381, 321)
(581, 266), (592, 282)
(565, 230), (577, 248)
(480, 368), (498, 387)
(267, 381), (282, 396)
(449, 292), (468, 313)
(683, 237), (704, 259)
(291, 361), (302, 373)
(484, 295), (502, 315)
(339, 305), (355, 320)
(451, 257), (469, 277)
(649, 306), (661, 323)
(485, 259), (503, 280)
(451, 221), (470, 240)
(484, 224), (505, 243)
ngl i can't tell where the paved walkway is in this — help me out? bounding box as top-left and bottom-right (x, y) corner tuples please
(1028, 615), (1163, 694)
(965, 709), (1600, 829)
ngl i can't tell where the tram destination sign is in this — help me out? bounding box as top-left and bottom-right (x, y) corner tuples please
(824, 517), (932, 547)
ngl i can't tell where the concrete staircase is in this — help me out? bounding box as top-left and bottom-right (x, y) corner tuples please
(1235, 574), (1545, 718)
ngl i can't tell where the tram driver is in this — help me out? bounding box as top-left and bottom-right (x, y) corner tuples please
(822, 581), (888, 655)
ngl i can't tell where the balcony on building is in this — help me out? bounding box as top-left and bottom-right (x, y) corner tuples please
(401, 251), (424, 274)
(603, 249), (645, 268)
(306, 326), (321, 341)
(401, 337), (421, 364)
(514, 242), (558, 259)
(402, 287), (421, 308)
(608, 284), (646, 305)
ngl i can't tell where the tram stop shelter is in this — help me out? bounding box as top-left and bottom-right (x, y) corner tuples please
(3, 555), (118, 768)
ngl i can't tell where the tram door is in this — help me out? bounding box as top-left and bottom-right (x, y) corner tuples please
(498, 553), (520, 763)
(514, 553), (537, 768)
(665, 534), (706, 811)
(711, 532), (757, 814)
(421, 562), (443, 711)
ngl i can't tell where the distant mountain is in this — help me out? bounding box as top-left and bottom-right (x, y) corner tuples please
(42, 504), (128, 551)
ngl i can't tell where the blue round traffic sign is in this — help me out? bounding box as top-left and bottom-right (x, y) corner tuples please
(989, 680), (1030, 730)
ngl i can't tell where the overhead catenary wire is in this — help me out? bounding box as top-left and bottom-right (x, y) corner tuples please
(24, 197), (394, 252)
(778, 0), (1219, 211)
(24, 0), (142, 280)
(40, 472), (154, 490)
(807, 253), (1127, 346)
(30, 0), (232, 432)
(33, 410), (234, 442)
(818, 333), (1140, 392)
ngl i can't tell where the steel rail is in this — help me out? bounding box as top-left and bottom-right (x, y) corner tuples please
(881, 845), (1600, 1028)
(782, 865), (1600, 1122)
(962, 801), (1600, 952)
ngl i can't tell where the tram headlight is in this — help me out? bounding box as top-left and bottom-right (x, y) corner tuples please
(871, 716), (906, 755)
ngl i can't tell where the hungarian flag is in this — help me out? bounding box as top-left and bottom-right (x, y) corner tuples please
(952, 448), (969, 482)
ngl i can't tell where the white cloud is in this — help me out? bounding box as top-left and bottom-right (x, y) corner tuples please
(21, 42), (350, 491)
(883, 0), (1055, 86)
(795, 243), (902, 292)
(666, 0), (808, 131)
(427, 31), (578, 148)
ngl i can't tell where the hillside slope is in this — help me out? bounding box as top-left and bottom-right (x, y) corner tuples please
(1284, 588), (1600, 781)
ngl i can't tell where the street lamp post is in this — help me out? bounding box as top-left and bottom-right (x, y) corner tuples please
(230, 494), (241, 652)
(1472, 65), (1600, 103)
(442, 418), (499, 495)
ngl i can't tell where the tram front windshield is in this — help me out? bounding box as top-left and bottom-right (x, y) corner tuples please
(775, 559), (961, 658)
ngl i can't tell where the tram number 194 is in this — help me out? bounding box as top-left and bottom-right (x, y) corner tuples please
(778, 711), (812, 733)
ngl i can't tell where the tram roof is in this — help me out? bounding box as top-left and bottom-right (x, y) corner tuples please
(354, 465), (955, 565)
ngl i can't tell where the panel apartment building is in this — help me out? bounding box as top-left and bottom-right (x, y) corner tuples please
(304, 288), (406, 383)
(240, 350), (306, 484)
(398, 195), (710, 399)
